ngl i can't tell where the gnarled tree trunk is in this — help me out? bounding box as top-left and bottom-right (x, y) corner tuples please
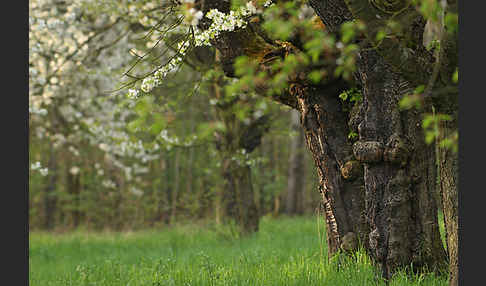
(198, 0), (452, 279)
(291, 81), (368, 256)
(353, 49), (447, 277)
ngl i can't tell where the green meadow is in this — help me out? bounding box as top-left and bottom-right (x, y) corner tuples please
(29, 216), (448, 285)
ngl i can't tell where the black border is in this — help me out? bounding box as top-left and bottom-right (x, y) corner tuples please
(459, 0), (479, 285)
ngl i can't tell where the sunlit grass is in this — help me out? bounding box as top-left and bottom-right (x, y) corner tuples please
(29, 216), (447, 285)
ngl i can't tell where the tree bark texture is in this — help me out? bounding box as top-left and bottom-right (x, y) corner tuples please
(308, 0), (449, 276)
(437, 90), (458, 286)
(354, 49), (447, 278)
(292, 81), (368, 257)
(439, 121), (458, 286)
(437, 3), (459, 283)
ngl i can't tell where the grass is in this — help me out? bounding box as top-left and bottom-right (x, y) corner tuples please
(29, 216), (448, 285)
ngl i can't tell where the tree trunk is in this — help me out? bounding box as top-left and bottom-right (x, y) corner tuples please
(198, 0), (452, 278)
(66, 159), (81, 229)
(221, 160), (259, 233)
(353, 49), (447, 278)
(437, 95), (458, 286)
(185, 104), (196, 216)
(293, 81), (368, 257)
(163, 151), (172, 225)
(271, 136), (281, 217)
(43, 147), (58, 230)
(170, 149), (181, 224)
(439, 122), (458, 286)
(211, 71), (263, 234)
(285, 109), (305, 215)
(437, 2), (459, 283)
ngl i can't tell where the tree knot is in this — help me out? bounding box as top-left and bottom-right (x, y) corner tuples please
(383, 133), (410, 166)
(352, 141), (384, 163)
(368, 0), (411, 15)
(340, 160), (363, 180)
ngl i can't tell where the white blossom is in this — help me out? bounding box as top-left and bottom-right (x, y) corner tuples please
(133, 3), (264, 96)
(130, 187), (144, 197)
(127, 88), (140, 99)
(31, 161), (49, 176)
(39, 168), (49, 176)
(186, 8), (203, 26)
(70, 166), (80, 175)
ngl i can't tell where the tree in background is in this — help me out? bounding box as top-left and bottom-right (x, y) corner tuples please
(29, 0), (307, 233)
(285, 109), (305, 215)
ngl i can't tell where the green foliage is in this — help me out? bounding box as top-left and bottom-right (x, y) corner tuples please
(339, 88), (362, 103)
(340, 21), (365, 44)
(422, 110), (457, 153)
(422, 112), (452, 145)
(452, 68), (458, 84)
(334, 43), (359, 80)
(227, 56), (264, 95)
(425, 39), (441, 51)
(399, 85), (425, 110)
(375, 28), (387, 42)
(413, 0), (443, 22)
(261, 1), (300, 41)
(332, 21), (365, 80)
(230, 0), (246, 11)
(439, 131), (458, 153)
(444, 12), (458, 34)
(307, 70), (323, 84)
(348, 131), (358, 140)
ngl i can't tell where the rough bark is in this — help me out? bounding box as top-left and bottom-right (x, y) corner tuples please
(354, 49), (447, 278)
(293, 81), (368, 256)
(437, 3), (459, 284)
(309, 0), (449, 276)
(439, 119), (458, 286)
(436, 88), (458, 286)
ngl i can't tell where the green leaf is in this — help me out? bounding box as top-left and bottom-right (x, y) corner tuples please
(149, 114), (166, 135)
(308, 70), (322, 84)
(339, 91), (348, 101)
(452, 68), (458, 83)
(348, 131), (358, 139)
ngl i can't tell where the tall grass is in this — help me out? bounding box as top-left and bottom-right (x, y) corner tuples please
(29, 216), (447, 285)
